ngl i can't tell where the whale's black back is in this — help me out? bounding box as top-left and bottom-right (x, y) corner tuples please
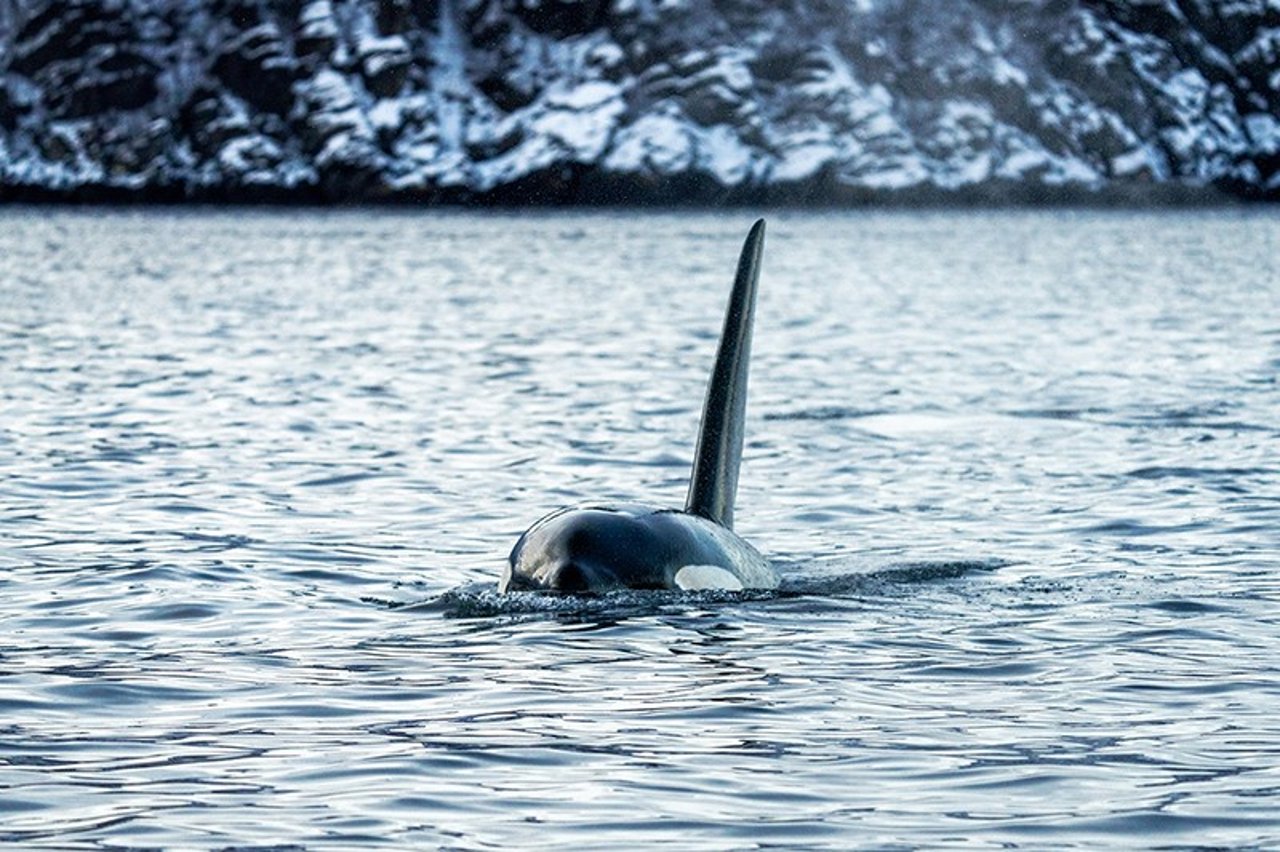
(684, 219), (766, 530)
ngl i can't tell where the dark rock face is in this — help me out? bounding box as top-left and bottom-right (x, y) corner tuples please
(214, 21), (299, 115)
(10, 1), (160, 119)
(501, 0), (605, 38)
(1, 0), (1277, 202)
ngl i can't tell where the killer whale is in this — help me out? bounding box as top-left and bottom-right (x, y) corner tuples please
(500, 220), (778, 594)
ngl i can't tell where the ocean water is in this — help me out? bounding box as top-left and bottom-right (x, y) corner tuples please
(1, 208), (1277, 849)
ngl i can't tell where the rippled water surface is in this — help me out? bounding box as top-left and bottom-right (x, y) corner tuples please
(2, 208), (1278, 849)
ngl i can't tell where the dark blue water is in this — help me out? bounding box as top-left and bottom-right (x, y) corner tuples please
(2, 209), (1278, 849)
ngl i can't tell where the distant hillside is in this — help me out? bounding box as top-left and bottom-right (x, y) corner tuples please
(1, 0), (1277, 203)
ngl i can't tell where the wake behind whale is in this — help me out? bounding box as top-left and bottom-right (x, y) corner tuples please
(421, 558), (1009, 620)
(501, 220), (777, 595)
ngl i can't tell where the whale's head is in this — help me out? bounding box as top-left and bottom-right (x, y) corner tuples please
(501, 506), (675, 594)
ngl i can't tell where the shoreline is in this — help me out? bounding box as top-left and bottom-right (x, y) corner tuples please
(0, 177), (1267, 208)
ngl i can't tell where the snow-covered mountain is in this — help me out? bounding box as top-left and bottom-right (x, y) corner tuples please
(2, 0), (1277, 202)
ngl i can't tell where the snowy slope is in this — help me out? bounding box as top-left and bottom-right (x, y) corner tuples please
(1, 0), (1276, 202)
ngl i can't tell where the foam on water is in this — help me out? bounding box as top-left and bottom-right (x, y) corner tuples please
(403, 559), (1009, 622)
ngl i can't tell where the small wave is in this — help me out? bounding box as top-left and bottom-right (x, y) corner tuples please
(298, 470), (387, 488)
(143, 603), (221, 621)
(1144, 598), (1232, 615)
(176, 531), (257, 550)
(1119, 418), (1276, 434)
(1107, 402), (1276, 434)
(763, 406), (887, 422)
(1006, 407), (1107, 421)
(1075, 519), (1213, 537)
(1008, 405), (1277, 435)
(1125, 465), (1275, 481)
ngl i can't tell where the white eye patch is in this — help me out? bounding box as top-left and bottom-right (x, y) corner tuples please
(673, 564), (745, 592)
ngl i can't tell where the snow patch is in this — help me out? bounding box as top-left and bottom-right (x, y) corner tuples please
(1245, 113), (1280, 154)
(604, 108), (696, 176)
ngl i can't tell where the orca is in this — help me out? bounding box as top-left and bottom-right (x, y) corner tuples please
(500, 220), (778, 594)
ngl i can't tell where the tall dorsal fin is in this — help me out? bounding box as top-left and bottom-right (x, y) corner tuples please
(684, 219), (766, 529)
